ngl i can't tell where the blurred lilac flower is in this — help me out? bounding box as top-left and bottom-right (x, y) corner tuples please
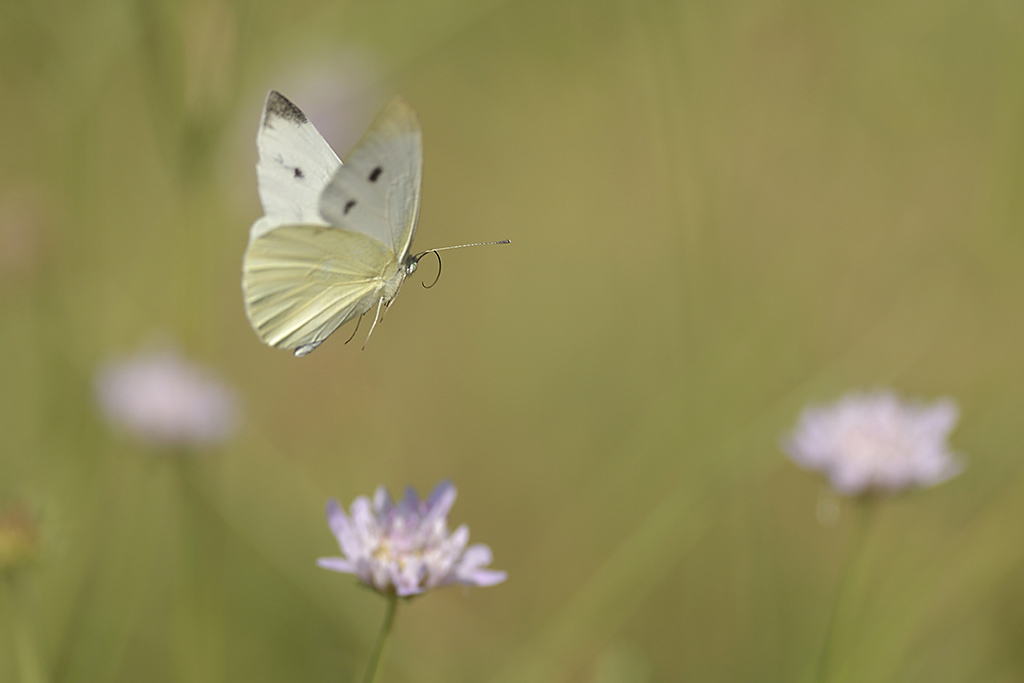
(95, 348), (238, 447)
(318, 481), (507, 597)
(784, 390), (964, 495)
(267, 51), (383, 154)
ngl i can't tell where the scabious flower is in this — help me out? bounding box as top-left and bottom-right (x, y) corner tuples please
(784, 390), (964, 495)
(318, 481), (507, 597)
(95, 347), (238, 447)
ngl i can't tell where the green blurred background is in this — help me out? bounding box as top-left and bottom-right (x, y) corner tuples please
(3, 0), (1024, 680)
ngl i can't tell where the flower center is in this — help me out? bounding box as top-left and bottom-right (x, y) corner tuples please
(838, 420), (913, 468)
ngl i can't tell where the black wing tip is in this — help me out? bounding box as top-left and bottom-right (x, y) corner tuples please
(264, 91), (307, 127)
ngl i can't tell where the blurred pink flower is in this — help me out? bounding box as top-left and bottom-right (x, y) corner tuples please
(784, 390), (964, 495)
(95, 348), (238, 447)
(318, 481), (507, 597)
(266, 51), (384, 154)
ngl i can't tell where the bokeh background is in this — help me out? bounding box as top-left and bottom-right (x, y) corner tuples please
(3, 0), (1024, 681)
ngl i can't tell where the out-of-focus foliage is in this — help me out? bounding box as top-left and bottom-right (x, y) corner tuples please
(2, 0), (1024, 681)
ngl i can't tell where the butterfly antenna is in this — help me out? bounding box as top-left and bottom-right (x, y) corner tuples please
(414, 239), (510, 259)
(362, 297), (386, 351)
(344, 313), (364, 345)
(422, 250), (442, 289)
(413, 239), (510, 289)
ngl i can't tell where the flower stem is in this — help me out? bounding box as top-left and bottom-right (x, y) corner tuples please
(2, 576), (48, 683)
(171, 456), (225, 683)
(363, 595), (399, 683)
(814, 497), (876, 683)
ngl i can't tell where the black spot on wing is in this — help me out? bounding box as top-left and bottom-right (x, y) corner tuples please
(294, 167), (304, 179)
(344, 199), (357, 215)
(369, 166), (383, 182)
(264, 91), (307, 126)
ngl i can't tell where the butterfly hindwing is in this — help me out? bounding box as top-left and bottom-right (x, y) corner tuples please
(319, 97), (422, 261)
(242, 225), (400, 355)
(251, 91), (342, 241)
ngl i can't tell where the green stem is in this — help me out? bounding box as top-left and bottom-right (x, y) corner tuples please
(170, 455), (225, 683)
(814, 497), (876, 683)
(3, 577), (47, 683)
(363, 595), (399, 683)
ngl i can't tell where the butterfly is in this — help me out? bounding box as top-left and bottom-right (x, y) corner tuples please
(241, 91), (506, 356)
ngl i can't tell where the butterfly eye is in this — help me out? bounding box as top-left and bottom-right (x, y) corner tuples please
(405, 260), (418, 275)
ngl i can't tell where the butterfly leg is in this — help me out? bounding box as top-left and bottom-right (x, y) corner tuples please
(344, 313), (365, 345)
(362, 297), (386, 351)
(380, 277), (406, 322)
(380, 292), (396, 321)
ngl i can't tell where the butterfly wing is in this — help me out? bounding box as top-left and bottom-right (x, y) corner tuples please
(242, 225), (400, 356)
(319, 97), (422, 262)
(251, 91), (342, 241)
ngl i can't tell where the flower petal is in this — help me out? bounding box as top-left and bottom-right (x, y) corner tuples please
(349, 496), (377, 550)
(317, 557), (356, 574)
(330, 502), (364, 560)
(325, 499), (349, 539)
(398, 486), (420, 516)
(457, 543), (493, 571)
(446, 524), (470, 556)
(460, 568), (508, 587)
(921, 398), (959, 436)
(426, 480), (457, 517)
(373, 486), (393, 517)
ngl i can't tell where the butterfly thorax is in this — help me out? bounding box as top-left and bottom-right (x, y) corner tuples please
(380, 255), (420, 304)
(380, 258), (412, 304)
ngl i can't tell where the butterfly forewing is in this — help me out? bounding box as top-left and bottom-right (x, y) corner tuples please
(251, 91), (342, 241)
(318, 97), (422, 261)
(243, 225), (399, 353)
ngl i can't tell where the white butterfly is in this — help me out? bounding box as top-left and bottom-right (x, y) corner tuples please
(242, 91), (506, 356)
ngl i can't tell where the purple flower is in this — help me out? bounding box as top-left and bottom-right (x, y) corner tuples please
(784, 390), (964, 495)
(95, 347), (238, 447)
(317, 481), (507, 597)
